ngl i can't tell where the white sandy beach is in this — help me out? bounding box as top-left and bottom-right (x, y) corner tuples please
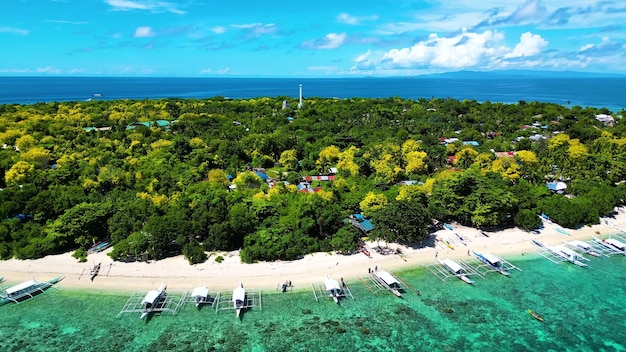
(1, 210), (625, 294)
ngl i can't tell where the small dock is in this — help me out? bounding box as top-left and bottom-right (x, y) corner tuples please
(214, 289), (262, 314)
(117, 290), (188, 318)
(427, 259), (483, 283)
(311, 282), (354, 302)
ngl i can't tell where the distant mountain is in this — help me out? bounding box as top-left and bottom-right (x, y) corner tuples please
(419, 70), (625, 79)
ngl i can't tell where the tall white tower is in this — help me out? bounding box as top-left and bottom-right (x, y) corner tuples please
(297, 84), (303, 109)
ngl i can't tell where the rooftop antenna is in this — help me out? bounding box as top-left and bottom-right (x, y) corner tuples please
(297, 84), (303, 109)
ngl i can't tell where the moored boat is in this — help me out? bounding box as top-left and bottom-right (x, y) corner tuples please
(551, 245), (588, 267)
(140, 284), (166, 319)
(324, 276), (342, 304)
(472, 251), (509, 276)
(374, 270), (403, 297)
(0, 276), (64, 305)
(593, 236), (626, 255)
(439, 258), (473, 284)
(90, 262), (101, 281)
(233, 282), (246, 318)
(566, 240), (600, 257)
(190, 286), (210, 307)
(528, 309), (544, 322)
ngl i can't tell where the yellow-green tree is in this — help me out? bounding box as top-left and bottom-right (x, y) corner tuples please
(15, 135), (36, 151)
(233, 171), (262, 189)
(316, 145), (340, 173)
(208, 169), (230, 187)
(279, 149), (299, 171)
(5, 161), (35, 185)
(336, 146), (359, 176)
(20, 147), (51, 168)
(454, 147), (478, 169)
(404, 151), (428, 175)
(359, 192), (388, 216)
(491, 157), (520, 181)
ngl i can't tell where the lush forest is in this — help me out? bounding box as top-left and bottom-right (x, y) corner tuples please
(0, 96), (625, 264)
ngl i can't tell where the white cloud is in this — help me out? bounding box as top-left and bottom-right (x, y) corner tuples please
(210, 26), (226, 34)
(0, 26), (29, 36)
(105, 0), (185, 14)
(369, 30), (507, 69)
(301, 32), (346, 49)
(133, 26), (155, 38)
(36, 66), (63, 74)
(504, 32), (548, 58)
(337, 13), (378, 25)
(45, 20), (88, 25)
(200, 67), (230, 74)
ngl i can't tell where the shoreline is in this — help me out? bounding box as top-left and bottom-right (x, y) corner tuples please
(1, 211), (625, 295)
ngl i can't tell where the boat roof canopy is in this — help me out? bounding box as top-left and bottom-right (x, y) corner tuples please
(191, 287), (209, 299)
(555, 245), (577, 256)
(375, 271), (399, 285)
(606, 238), (626, 250)
(142, 289), (163, 305)
(571, 240), (590, 249)
(442, 259), (463, 274)
(481, 253), (500, 264)
(324, 278), (341, 291)
(233, 287), (246, 302)
(5, 280), (38, 295)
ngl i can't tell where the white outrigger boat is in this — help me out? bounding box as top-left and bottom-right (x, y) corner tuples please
(593, 236), (626, 255)
(233, 283), (246, 318)
(374, 270), (402, 297)
(0, 276), (63, 305)
(566, 240), (600, 257)
(472, 251), (509, 276)
(324, 276), (342, 304)
(190, 286), (210, 308)
(551, 245), (588, 267)
(140, 284), (166, 319)
(439, 259), (473, 284)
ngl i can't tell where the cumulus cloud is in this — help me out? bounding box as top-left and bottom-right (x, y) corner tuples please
(0, 26), (29, 36)
(504, 32), (548, 58)
(353, 29), (551, 72)
(337, 13), (378, 25)
(133, 26), (155, 37)
(301, 32), (347, 49)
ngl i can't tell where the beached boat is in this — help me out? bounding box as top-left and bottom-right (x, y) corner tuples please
(324, 276), (342, 304)
(374, 271), (402, 297)
(90, 262), (101, 281)
(593, 236), (626, 255)
(140, 284), (166, 319)
(439, 259), (473, 284)
(190, 286), (210, 307)
(0, 276), (3, 284)
(472, 251), (509, 276)
(528, 309), (544, 322)
(531, 239), (544, 247)
(0, 276), (64, 305)
(551, 245), (588, 267)
(566, 240), (600, 257)
(233, 283), (246, 318)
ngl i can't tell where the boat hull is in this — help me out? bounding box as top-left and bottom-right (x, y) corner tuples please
(528, 309), (544, 322)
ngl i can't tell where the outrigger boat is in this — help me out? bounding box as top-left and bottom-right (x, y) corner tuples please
(140, 284), (166, 319)
(374, 271), (402, 297)
(90, 262), (101, 281)
(233, 282), (246, 318)
(566, 240), (600, 257)
(0, 276), (64, 305)
(551, 245), (588, 267)
(472, 251), (509, 276)
(439, 258), (473, 284)
(593, 236), (626, 255)
(190, 286), (210, 307)
(528, 309), (544, 323)
(324, 276), (342, 304)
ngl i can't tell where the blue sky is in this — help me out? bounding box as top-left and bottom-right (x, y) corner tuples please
(1, 0), (625, 77)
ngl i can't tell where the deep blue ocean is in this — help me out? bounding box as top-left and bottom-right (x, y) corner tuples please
(0, 76), (625, 111)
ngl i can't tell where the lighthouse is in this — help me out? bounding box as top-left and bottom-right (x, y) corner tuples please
(297, 84), (303, 109)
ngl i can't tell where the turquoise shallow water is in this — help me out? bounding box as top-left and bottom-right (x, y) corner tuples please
(1, 254), (625, 352)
